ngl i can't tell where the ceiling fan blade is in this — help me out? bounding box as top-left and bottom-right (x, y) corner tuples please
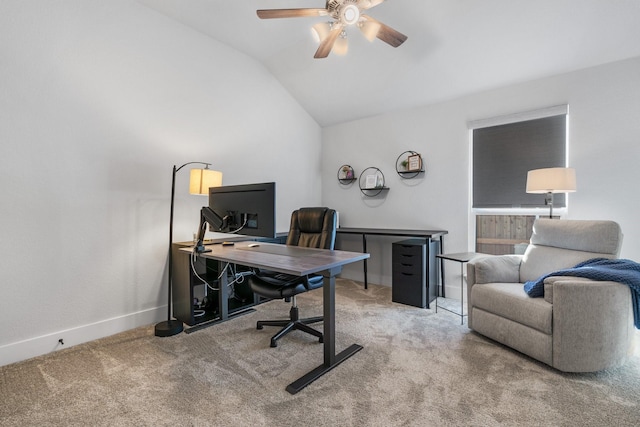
(257, 9), (329, 19)
(314, 26), (343, 59)
(358, 0), (387, 11)
(362, 15), (407, 47)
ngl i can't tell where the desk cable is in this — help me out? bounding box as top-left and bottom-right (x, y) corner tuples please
(190, 251), (254, 292)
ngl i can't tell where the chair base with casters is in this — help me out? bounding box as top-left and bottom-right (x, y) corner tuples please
(250, 272), (325, 348)
(257, 295), (324, 348)
(249, 207), (338, 348)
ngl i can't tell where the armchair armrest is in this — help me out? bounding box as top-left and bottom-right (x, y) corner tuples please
(468, 255), (522, 285)
(550, 277), (634, 372)
(467, 255), (521, 329)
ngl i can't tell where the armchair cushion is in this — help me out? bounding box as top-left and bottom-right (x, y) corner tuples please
(473, 282), (552, 334)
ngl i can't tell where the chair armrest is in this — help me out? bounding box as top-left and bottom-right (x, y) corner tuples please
(466, 255), (521, 330)
(550, 278), (634, 372)
(468, 255), (522, 285)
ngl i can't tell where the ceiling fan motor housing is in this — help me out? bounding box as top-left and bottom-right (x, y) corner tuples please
(328, 0), (361, 25)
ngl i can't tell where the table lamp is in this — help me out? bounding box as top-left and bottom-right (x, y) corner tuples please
(155, 162), (223, 337)
(526, 167), (576, 218)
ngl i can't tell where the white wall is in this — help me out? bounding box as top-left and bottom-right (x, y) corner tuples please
(323, 57), (640, 292)
(0, 1), (321, 365)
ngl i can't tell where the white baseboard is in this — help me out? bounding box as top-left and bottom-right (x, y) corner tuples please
(0, 307), (165, 367)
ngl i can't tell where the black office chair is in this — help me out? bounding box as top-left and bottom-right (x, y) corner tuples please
(249, 207), (337, 348)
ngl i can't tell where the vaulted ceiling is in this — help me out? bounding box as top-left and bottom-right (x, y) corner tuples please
(138, 0), (640, 126)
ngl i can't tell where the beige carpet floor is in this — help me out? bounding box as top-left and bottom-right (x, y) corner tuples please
(1, 279), (639, 426)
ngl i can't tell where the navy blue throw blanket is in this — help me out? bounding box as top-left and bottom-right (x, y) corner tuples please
(524, 258), (640, 329)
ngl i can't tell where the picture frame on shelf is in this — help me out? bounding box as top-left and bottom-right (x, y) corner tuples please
(408, 154), (422, 171)
(365, 174), (378, 189)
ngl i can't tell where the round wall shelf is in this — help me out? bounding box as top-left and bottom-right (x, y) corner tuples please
(359, 167), (389, 197)
(396, 151), (424, 179)
(337, 164), (357, 184)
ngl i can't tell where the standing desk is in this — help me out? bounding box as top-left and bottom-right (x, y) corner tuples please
(336, 227), (448, 293)
(181, 241), (369, 394)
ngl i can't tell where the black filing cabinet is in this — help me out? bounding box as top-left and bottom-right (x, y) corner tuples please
(392, 238), (438, 309)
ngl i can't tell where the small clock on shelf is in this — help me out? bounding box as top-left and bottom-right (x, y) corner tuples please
(337, 164), (356, 184)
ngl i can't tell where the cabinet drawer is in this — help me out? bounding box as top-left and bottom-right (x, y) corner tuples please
(393, 244), (423, 257)
(392, 260), (423, 276)
(392, 270), (422, 285)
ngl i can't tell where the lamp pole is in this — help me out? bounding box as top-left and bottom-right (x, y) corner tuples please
(545, 191), (554, 219)
(155, 162), (211, 337)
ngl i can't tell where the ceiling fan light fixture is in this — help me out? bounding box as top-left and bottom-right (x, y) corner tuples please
(359, 19), (381, 42)
(340, 4), (360, 26)
(256, 0), (407, 58)
(311, 21), (332, 42)
(332, 31), (349, 56)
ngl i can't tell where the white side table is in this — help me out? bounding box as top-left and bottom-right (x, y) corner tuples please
(435, 252), (489, 324)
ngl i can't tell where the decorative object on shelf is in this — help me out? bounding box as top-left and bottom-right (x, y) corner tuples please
(408, 154), (422, 171)
(359, 166), (389, 196)
(395, 150), (425, 179)
(526, 167), (576, 218)
(365, 174), (378, 189)
(337, 164), (356, 184)
(155, 162), (223, 338)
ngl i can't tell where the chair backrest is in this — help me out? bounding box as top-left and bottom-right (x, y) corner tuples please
(519, 219), (623, 282)
(286, 207), (337, 250)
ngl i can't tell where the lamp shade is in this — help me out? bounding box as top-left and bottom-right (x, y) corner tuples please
(526, 167), (576, 194)
(359, 20), (381, 42)
(189, 168), (222, 195)
(312, 22), (331, 43)
(333, 33), (349, 56)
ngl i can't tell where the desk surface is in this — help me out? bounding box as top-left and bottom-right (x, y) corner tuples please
(437, 252), (490, 263)
(337, 227), (448, 238)
(180, 241), (370, 276)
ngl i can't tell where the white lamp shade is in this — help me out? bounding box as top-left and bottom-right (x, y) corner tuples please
(526, 167), (576, 194)
(312, 22), (331, 43)
(189, 168), (222, 195)
(332, 34), (349, 56)
(359, 20), (381, 42)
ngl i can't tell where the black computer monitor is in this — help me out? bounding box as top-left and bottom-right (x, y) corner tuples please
(207, 182), (276, 238)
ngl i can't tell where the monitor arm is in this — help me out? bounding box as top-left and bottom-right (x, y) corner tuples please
(194, 207), (226, 253)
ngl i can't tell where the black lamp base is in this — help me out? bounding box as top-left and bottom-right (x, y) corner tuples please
(154, 319), (184, 337)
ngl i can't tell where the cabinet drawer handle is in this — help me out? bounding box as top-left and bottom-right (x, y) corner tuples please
(401, 272), (413, 276)
(401, 254), (414, 257)
(401, 263), (412, 266)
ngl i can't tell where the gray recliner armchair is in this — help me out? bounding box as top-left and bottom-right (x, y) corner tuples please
(467, 219), (635, 372)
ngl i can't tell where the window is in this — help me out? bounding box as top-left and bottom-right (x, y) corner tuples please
(470, 106), (568, 209)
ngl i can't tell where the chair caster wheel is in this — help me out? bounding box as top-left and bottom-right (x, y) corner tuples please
(319, 337), (324, 343)
(257, 324), (263, 330)
(270, 340), (278, 348)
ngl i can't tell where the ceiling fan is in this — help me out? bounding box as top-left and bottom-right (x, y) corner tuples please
(257, 0), (408, 58)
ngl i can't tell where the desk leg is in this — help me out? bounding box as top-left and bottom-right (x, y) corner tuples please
(439, 236), (445, 298)
(460, 262), (464, 325)
(286, 267), (363, 394)
(362, 234), (368, 289)
(218, 260), (228, 321)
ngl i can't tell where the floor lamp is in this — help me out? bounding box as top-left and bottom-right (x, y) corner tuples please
(155, 162), (223, 337)
(526, 167), (576, 218)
